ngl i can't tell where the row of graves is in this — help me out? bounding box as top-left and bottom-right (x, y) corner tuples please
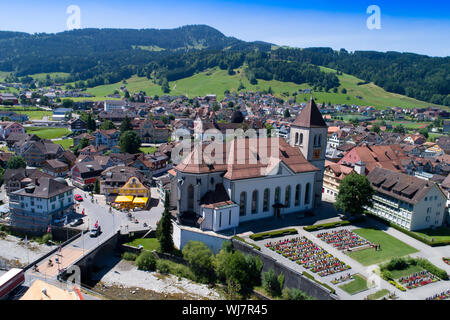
(426, 289), (450, 300)
(443, 257), (450, 266)
(316, 229), (374, 252)
(398, 271), (440, 290)
(265, 236), (351, 277)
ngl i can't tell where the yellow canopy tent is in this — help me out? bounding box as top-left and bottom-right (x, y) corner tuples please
(115, 196), (134, 203)
(132, 197), (148, 205)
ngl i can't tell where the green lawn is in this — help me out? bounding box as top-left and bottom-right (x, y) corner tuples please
(413, 227), (450, 243)
(126, 238), (160, 252)
(0, 106), (52, 120)
(25, 127), (71, 139)
(140, 147), (157, 154)
(367, 289), (390, 300)
(389, 264), (424, 279)
(29, 72), (70, 82)
(339, 274), (369, 295)
(53, 138), (74, 150)
(347, 228), (419, 266)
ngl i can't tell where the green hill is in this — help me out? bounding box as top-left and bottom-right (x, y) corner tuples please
(79, 67), (445, 110)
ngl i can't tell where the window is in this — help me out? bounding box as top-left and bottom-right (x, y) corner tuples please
(295, 185), (301, 206)
(295, 132), (299, 145)
(305, 183), (311, 205)
(219, 212), (222, 228)
(314, 135), (317, 146)
(425, 197), (428, 201)
(251, 190), (258, 214)
(318, 135), (322, 146)
(285, 186), (291, 207)
(239, 192), (247, 216)
(275, 187), (281, 204)
(300, 133), (303, 145)
(426, 216), (430, 222)
(187, 185), (194, 211)
(229, 210), (231, 225)
(263, 189), (270, 212)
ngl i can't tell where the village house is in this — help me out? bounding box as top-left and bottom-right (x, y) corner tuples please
(9, 177), (75, 232)
(42, 159), (70, 177)
(71, 161), (103, 190)
(0, 122), (25, 140)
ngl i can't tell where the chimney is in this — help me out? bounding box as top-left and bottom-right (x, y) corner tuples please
(354, 161), (366, 175)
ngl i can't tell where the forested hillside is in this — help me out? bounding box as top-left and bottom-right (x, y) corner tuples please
(0, 25), (448, 106)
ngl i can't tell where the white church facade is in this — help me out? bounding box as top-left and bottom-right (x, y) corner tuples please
(172, 98), (328, 232)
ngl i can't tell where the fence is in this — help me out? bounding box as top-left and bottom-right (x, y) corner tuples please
(232, 238), (338, 300)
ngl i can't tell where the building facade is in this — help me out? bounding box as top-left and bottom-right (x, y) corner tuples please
(366, 167), (447, 231)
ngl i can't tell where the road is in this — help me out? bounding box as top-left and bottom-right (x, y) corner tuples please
(24, 185), (164, 292)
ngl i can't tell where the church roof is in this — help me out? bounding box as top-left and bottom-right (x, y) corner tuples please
(292, 98), (327, 128)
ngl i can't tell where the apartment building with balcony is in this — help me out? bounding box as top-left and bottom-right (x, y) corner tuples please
(366, 167), (446, 231)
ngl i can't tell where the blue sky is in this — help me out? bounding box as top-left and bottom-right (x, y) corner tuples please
(0, 0), (449, 56)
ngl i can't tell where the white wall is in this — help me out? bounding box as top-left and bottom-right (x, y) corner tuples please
(410, 184), (446, 231)
(173, 222), (230, 254)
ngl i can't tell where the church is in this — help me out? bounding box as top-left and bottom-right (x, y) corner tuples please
(172, 98), (327, 232)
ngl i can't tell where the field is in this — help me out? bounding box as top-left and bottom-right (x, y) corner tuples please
(0, 106), (52, 120)
(126, 238), (160, 252)
(366, 289), (390, 300)
(29, 72), (70, 81)
(346, 228), (418, 266)
(140, 147), (157, 154)
(338, 274), (370, 295)
(79, 66), (447, 109)
(0, 71), (11, 81)
(25, 127), (71, 139)
(389, 264), (424, 279)
(53, 138), (74, 150)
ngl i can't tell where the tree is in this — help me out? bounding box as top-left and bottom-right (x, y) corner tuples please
(393, 124), (406, 134)
(7, 156), (26, 169)
(341, 88), (347, 94)
(264, 123), (274, 137)
(282, 288), (313, 300)
(283, 108), (291, 118)
(214, 242), (262, 295)
(372, 124), (380, 134)
(335, 173), (374, 216)
(182, 241), (215, 283)
(262, 268), (284, 297)
(158, 191), (174, 253)
(419, 128), (429, 139)
(99, 120), (116, 130)
(119, 130), (141, 154)
(136, 251), (157, 271)
(62, 99), (74, 109)
(120, 116), (133, 134)
(94, 179), (100, 194)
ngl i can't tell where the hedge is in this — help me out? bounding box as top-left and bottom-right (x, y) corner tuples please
(365, 212), (450, 247)
(415, 258), (449, 280)
(389, 280), (406, 292)
(249, 228), (298, 241)
(232, 236), (261, 251)
(303, 216), (365, 232)
(302, 271), (336, 294)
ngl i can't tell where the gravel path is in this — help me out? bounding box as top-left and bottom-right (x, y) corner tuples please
(0, 235), (56, 266)
(94, 260), (222, 300)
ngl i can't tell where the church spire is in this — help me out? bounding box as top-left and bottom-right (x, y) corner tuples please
(292, 97), (327, 128)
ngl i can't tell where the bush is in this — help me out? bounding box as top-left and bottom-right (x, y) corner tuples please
(122, 252), (138, 261)
(232, 236), (261, 251)
(249, 229), (298, 241)
(182, 241), (215, 283)
(136, 251), (156, 271)
(42, 233), (52, 245)
(416, 258), (448, 280)
(282, 288), (314, 300)
(389, 280), (406, 292)
(262, 268), (284, 297)
(386, 257), (408, 271)
(156, 259), (171, 274)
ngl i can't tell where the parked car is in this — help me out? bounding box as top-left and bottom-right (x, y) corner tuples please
(89, 226), (101, 237)
(70, 218), (83, 227)
(74, 194), (83, 202)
